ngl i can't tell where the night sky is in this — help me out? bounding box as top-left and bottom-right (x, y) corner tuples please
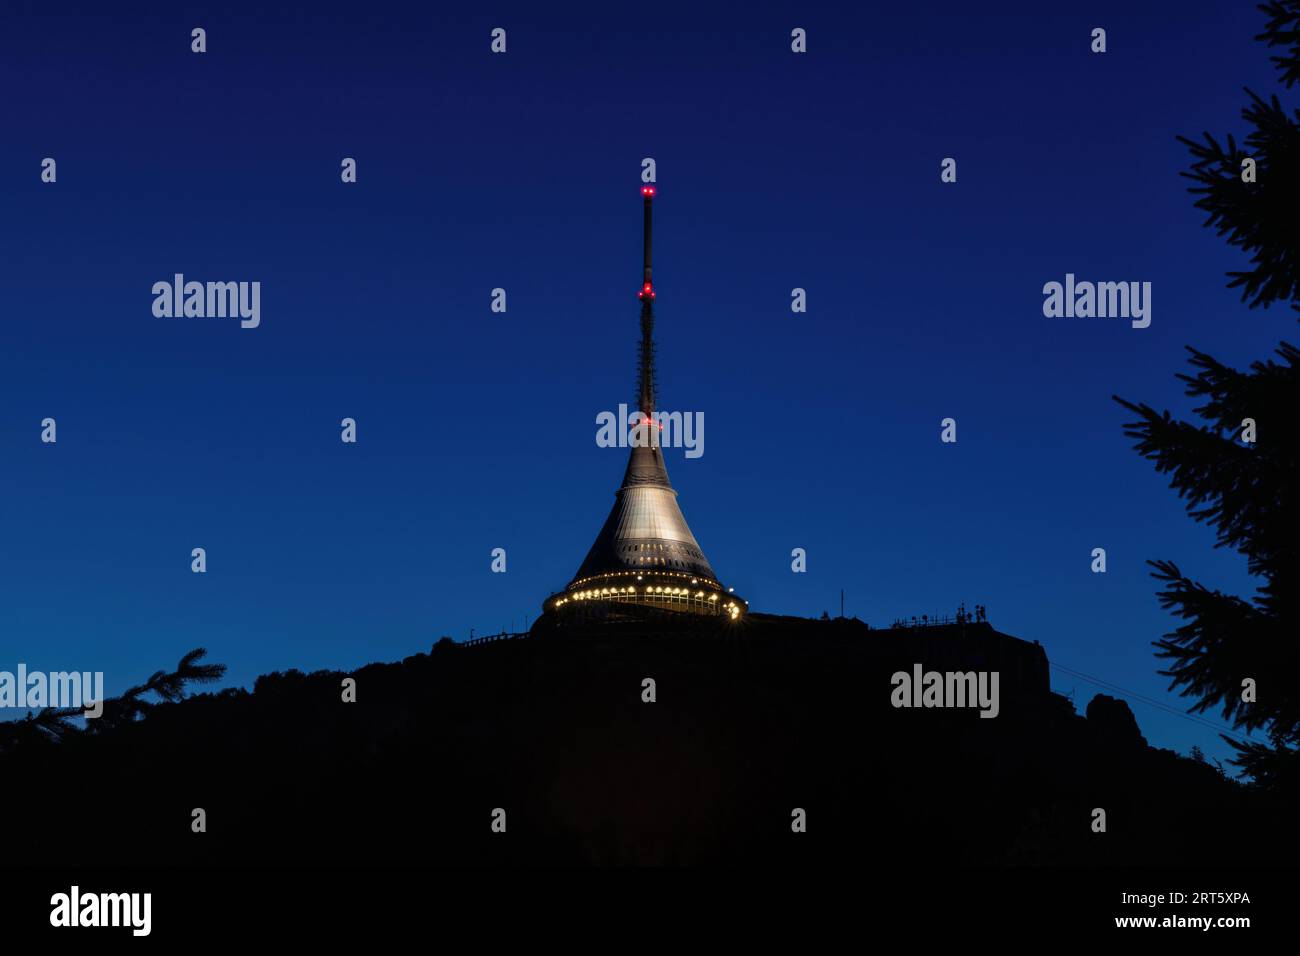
(1, 1), (1286, 767)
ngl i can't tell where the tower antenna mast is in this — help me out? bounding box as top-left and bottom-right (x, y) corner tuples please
(637, 185), (657, 417)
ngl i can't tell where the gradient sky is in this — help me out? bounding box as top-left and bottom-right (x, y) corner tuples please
(1, 1), (1290, 768)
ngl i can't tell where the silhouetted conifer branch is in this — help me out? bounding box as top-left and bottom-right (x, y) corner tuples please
(1114, 349), (1298, 785)
(1175, 89), (1300, 310)
(1145, 559), (1278, 733)
(1259, 0), (1300, 88)
(0, 648), (226, 753)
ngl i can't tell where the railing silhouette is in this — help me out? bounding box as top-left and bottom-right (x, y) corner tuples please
(460, 607), (989, 642)
(889, 604), (988, 629)
(461, 630), (531, 648)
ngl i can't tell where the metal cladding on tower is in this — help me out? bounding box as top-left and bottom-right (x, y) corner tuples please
(544, 186), (746, 623)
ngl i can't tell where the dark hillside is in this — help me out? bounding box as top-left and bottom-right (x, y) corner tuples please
(5, 615), (1290, 867)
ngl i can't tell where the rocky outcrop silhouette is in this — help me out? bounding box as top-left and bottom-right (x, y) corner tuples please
(1085, 693), (1149, 750)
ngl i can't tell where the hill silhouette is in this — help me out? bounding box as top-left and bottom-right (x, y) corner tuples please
(5, 613), (1294, 867)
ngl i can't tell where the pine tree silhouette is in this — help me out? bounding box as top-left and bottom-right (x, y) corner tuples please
(1114, 1), (1300, 789)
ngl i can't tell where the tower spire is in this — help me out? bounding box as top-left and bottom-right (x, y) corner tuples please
(625, 185), (667, 489)
(643, 185), (654, 287)
(637, 185), (657, 418)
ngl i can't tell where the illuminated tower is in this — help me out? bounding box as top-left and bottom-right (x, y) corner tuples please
(544, 187), (745, 622)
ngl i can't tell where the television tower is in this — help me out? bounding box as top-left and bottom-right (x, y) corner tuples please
(544, 186), (745, 622)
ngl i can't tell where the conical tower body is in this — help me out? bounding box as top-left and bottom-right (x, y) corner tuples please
(546, 187), (743, 622)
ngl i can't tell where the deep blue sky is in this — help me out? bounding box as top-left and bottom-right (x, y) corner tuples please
(1, 1), (1289, 767)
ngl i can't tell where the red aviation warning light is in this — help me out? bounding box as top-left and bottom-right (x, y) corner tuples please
(638, 281), (655, 300)
(641, 186), (656, 197)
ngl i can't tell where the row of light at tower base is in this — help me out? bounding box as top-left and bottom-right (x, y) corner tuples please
(553, 583), (743, 619)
